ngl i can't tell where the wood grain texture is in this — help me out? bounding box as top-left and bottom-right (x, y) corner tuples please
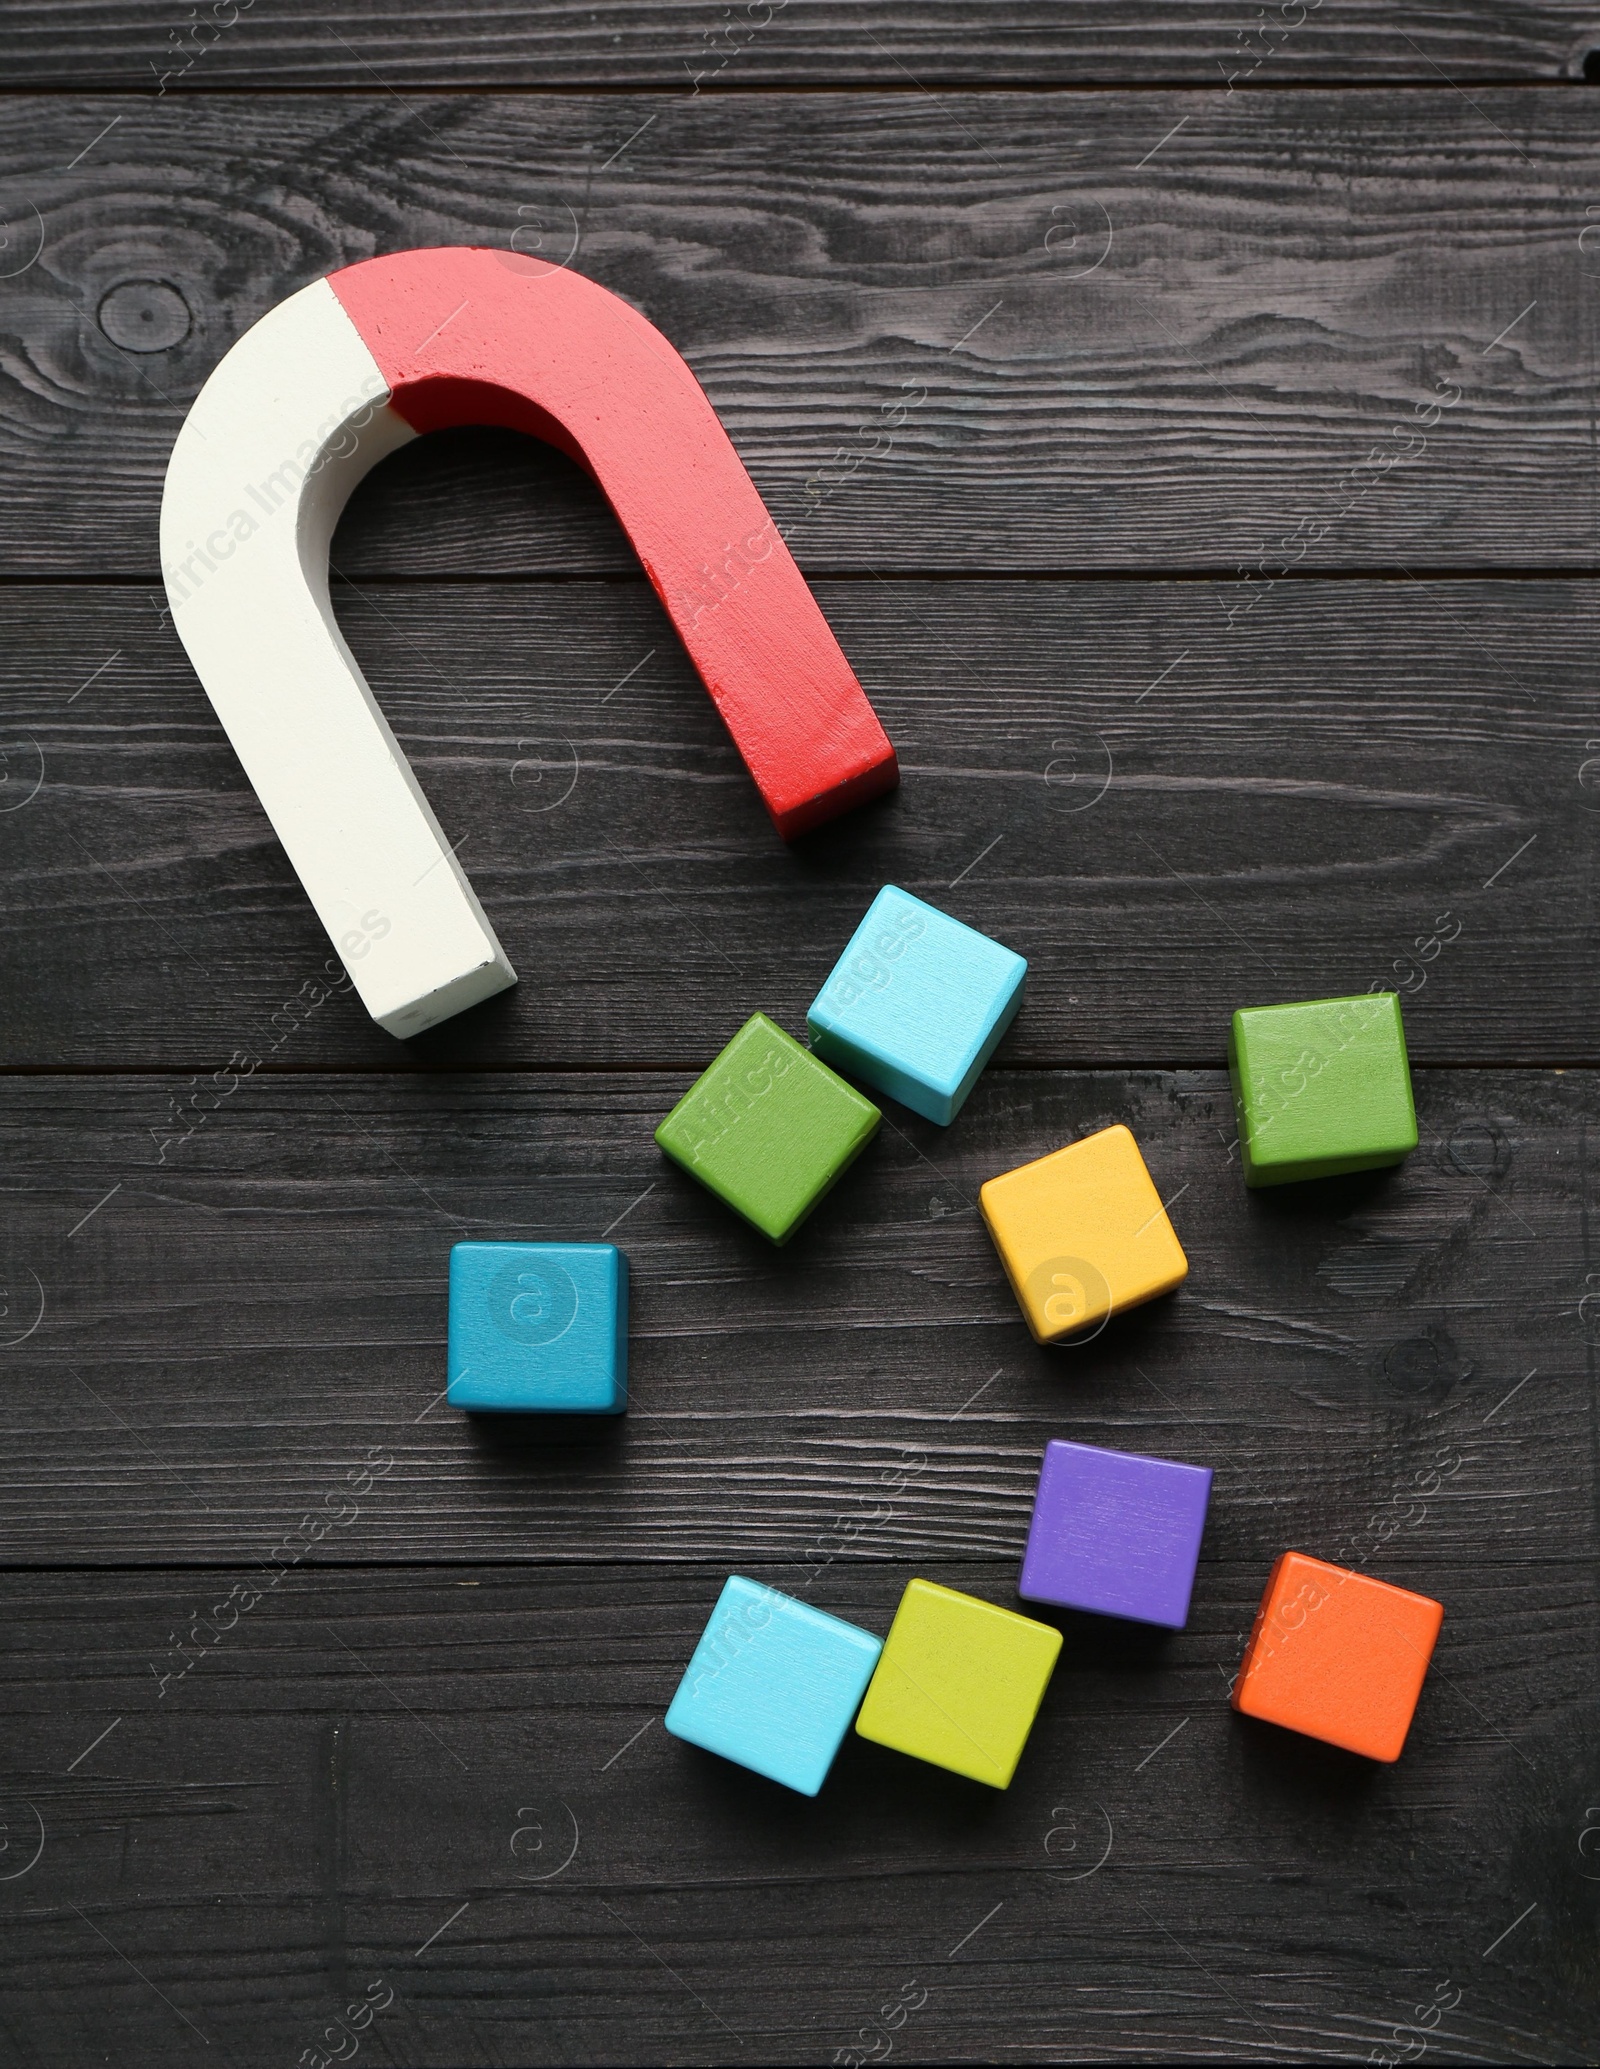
(0, 1560), (1590, 2064)
(0, 1066), (1590, 1568)
(8, 38), (1600, 2064)
(5, 91), (1600, 576)
(9, 0), (1600, 90)
(0, 577), (1588, 1070)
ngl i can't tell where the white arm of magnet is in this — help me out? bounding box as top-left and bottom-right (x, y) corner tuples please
(159, 277), (515, 1038)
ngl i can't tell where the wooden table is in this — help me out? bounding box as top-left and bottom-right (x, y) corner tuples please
(2, 8), (1597, 2061)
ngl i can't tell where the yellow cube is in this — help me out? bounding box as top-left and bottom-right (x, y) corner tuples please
(979, 1123), (1188, 1343)
(854, 1579), (1061, 1789)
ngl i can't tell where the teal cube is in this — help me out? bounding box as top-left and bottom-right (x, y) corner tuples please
(806, 885), (1026, 1124)
(664, 1576), (882, 1796)
(447, 1242), (626, 1413)
(1229, 992), (1418, 1187)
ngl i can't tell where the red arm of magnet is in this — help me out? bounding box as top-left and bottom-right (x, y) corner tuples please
(329, 248), (898, 839)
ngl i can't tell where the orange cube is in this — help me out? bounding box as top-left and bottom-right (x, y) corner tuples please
(1231, 1551), (1443, 1762)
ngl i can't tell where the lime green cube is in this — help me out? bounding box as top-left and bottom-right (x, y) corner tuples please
(655, 1013), (880, 1243)
(854, 1579), (1061, 1789)
(1229, 992), (1418, 1187)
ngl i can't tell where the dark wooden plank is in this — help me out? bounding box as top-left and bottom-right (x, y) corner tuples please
(0, 1065), (1590, 1568)
(0, 578), (1587, 1069)
(8, 0), (1600, 90)
(3, 90), (1599, 576)
(0, 1559), (1589, 2063)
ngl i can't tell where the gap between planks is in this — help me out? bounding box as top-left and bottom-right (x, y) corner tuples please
(10, 566), (1600, 589)
(0, 1060), (1597, 1078)
(2, 80), (1597, 100)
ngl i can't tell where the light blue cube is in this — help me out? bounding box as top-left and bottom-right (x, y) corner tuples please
(447, 1242), (627, 1414)
(664, 1576), (882, 1796)
(806, 885), (1027, 1124)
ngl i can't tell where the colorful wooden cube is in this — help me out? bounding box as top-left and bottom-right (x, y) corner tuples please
(654, 1012), (880, 1244)
(979, 1123), (1188, 1343)
(854, 1579), (1061, 1789)
(1229, 992), (1418, 1187)
(1231, 1551), (1443, 1762)
(806, 885), (1026, 1125)
(664, 1576), (883, 1796)
(1019, 1438), (1212, 1629)
(447, 1241), (627, 1413)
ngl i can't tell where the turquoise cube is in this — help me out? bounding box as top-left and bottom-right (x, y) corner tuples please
(447, 1242), (627, 1414)
(664, 1576), (883, 1796)
(806, 885), (1027, 1124)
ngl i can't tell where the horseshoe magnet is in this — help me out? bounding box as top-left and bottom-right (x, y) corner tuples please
(160, 247), (899, 1037)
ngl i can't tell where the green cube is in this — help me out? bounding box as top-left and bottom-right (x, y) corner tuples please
(1229, 992), (1418, 1187)
(655, 1013), (881, 1243)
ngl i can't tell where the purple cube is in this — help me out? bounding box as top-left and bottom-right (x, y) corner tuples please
(1019, 1439), (1213, 1629)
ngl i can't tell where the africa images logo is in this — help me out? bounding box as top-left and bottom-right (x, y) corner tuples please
(1024, 1255), (1113, 1343)
(488, 1259), (580, 1349)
